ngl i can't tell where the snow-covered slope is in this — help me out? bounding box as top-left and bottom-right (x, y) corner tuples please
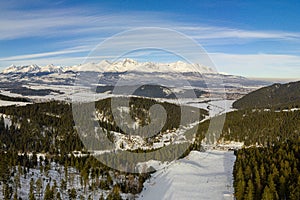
(3, 64), (41, 74)
(138, 150), (236, 200)
(2, 59), (215, 74)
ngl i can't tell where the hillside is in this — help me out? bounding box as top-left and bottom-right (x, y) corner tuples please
(0, 97), (207, 199)
(0, 97), (207, 153)
(233, 81), (300, 109)
(196, 108), (300, 146)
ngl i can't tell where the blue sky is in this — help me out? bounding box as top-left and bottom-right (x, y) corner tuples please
(0, 0), (300, 79)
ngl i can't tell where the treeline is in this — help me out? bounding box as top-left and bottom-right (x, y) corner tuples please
(0, 93), (30, 102)
(233, 139), (300, 200)
(196, 109), (300, 146)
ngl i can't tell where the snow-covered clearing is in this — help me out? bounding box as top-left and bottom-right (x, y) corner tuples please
(157, 98), (236, 118)
(0, 100), (30, 107)
(138, 150), (236, 200)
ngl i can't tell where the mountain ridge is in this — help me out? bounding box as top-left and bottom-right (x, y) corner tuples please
(2, 59), (216, 74)
(233, 80), (300, 109)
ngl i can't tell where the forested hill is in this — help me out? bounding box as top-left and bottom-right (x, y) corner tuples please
(233, 81), (300, 109)
(0, 97), (207, 153)
(0, 93), (30, 102)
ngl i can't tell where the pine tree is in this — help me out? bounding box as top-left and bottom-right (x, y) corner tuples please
(235, 166), (245, 200)
(0, 115), (5, 131)
(0, 154), (10, 183)
(14, 171), (21, 189)
(29, 189), (36, 200)
(254, 166), (262, 198)
(13, 191), (18, 200)
(68, 188), (77, 200)
(279, 175), (286, 199)
(245, 179), (254, 200)
(44, 183), (53, 200)
(99, 193), (105, 200)
(260, 164), (266, 184)
(36, 177), (43, 198)
(79, 194), (85, 200)
(56, 192), (62, 200)
(267, 174), (279, 200)
(60, 178), (67, 198)
(29, 178), (36, 200)
(262, 186), (273, 200)
(107, 185), (122, 200)
(52, 180), (58, 198)
(289, 175), (300, 200)
(3, 183), (13, 200)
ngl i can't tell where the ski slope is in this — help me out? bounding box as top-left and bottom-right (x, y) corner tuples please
(138, 150), (236, 200)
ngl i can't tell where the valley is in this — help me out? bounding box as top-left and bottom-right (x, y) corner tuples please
(0, 61), (299, 200)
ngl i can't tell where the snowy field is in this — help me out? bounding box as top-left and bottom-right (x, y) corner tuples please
(158, 98), (236, 117)
(0, 100), (30, 107)
(138, 150), (236, 200)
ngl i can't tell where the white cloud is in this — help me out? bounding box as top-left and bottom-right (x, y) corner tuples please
(1, 4), (300, 42)
(0, 46), (90, 61)
(209, 53), (300, 78)
(176, 26), (300, 40)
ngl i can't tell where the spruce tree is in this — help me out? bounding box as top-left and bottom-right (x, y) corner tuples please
(13, 191), (18, 200)
(262, 186), (273, 200)
(254, 166), (262, 198)
(68, 188), (77, 200)
(36, 177), (43, 198)
(267, 174), (279, 200)
(235, 166), (245, 200)
(107, 185), (122, 200)
(245, 179), (254, 200)
(99, 193), (105, 200)
(3, 183), (13, 200)
(44, 183), (53, 200)
(56, 192), (62, 200)
(0, 154), (10, 183)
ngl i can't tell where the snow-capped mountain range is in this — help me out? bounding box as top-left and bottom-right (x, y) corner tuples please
(2, 59), (215, 74)
(0, 58), (271, 102)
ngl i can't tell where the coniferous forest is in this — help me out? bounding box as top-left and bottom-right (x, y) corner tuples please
(0, 97), (206, 199)
(233, 139), (300, 200)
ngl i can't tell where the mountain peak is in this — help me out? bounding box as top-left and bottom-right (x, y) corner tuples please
(123, 58), (137, 64)
(3, 64), (40, 74)
(40, 64), (63, 73)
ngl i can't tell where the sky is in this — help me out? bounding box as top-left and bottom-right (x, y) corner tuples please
(0, 0), (300, 79)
